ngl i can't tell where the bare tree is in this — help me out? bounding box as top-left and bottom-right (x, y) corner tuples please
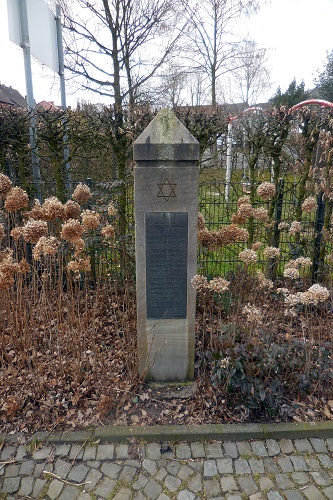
(152, 64), (189, 108)
(182, 0), (261, 106)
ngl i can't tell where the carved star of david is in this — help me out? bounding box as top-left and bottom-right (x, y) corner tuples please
(157, 178), (176, 201)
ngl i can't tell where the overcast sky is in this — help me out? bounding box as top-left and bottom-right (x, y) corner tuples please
(0, 0), (333, 107)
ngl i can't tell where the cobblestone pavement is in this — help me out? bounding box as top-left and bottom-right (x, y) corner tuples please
(1, 437), (333, 499)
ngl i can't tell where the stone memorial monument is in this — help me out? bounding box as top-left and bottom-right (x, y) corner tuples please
(133, 109), (199, 381)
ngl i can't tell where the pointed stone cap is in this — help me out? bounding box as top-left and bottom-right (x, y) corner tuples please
(134, 109), (199, 162)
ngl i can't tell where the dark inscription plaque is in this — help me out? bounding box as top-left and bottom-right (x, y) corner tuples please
(146, 212), (188, 319)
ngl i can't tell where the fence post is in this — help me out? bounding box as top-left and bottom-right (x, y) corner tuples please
(312, 190), (326, 283)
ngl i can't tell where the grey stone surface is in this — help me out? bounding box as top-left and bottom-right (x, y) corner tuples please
(216, 457), (233, 474)
(67, 463), (89, 483)
(220, 475), (238, 492)
(204, 459), (218, 477)
(249, 458), (265, 474)
(294, 439), (313, 454)
(47, 479), (64, 499)
(17, 476), (34, 497)
(58, 484), (81, 500)
(236, 441), (252, 456)
(115, 443), (129, 459)
(32, 478), (47, 497)
(2, 476), (20, 494)
(266, 439), (280, 457)
(32, 445), (52, 460)
(205, 442), (223, 458)
(234, 457), (251, 474)
(251, 441), (268, 456)
(176, 443), (192, 459)
(238, 476), (258, 495)
(279, 439), (295, 454)
(187, 472), (202, 493)
(94, 477), (117, 497)
(277, 456), (294, 473)
(96, 444), (114, 460)
(290, 455), (309, 471)
(223, 441), (238, 458)
(203, 478), (221, 497)
(310, 438), (327, 453)
(144, 478), (163, 499)
(165, 474), (182, 491)
(191, 441), (205, 458)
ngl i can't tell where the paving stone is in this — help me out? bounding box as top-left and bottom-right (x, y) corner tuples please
(204, 459), (218, 477)
(144, 478), (163, 499)
(234, 458), (251, 474)
(302, 483), (325, 499)
(94, 477), (117, 498)
(165, 474), (182, 491)
(258, 476), (274, 491)
(113, 487), (133, 500)
(82, 445), (97, 461)
(267, 492), (283, 500)
(290, 455), (308, 471)
(96, 444), (114, 460)
(69, 444), (84, 460)
(305, 457), (321, 471)
(236, 441), (252, 457)
(277, 456), (293, 473)
(156, 467), (167, 481)
(32, 478), (47, 497)
(291, 471), (310, 485)
(47, 479), (64, 499)
(323, 485), (333, 498)
(178, 464), (195, 481)
(2, 477), (21, 493)
(132, 472), (149, 490)
(176, 443), (192, 459)
(284, 490), (304, 500)
(77, 494), (92, 500)
(294, 439), (313, 454)
(177, 490), (196, 500)
(86, 460), (101, 469)
(1, 446), (16, 460)
(203, 478), (221, 497)
(67, 463), (89, 483)
(216, 457), (233, 474)
(119, 464), (138, 482)
(249, 494), (264, 500)
(157, 494), (171, 500)
(134, 493), (148, 500)
(238, 476), (258, 495)
(143, 458), (157, 475)
(17, 476), (34, 497)
(54, 458), (72, 478)
(225, 494), (242, 500)
(4, 464), (20, 477)
(16, 445), (28, 460)
(100, 462), (121, 478)
(19, 459), (34, 476)
(205, 442), (223, 458)
(275, 473), (295, 489)
(191, 442), (205, 458)
(115, 443), (129, 459)
(126, 459), (141, 468)
(188, 472), (202, 493)
(251, 441), (268, 457)
(55, 444), (71, 457)
(266, 439), (280, 457)
(310, 438), (327, 453)
(249, 458), (265, 474)
(223, 441), (238, 458)
(167, 461), (181, 476)
(220, 476), (238, 492)
(317, 453), (333, 468)
(32, 446), (52, 460)
(310, 469), (332, 486)
(58, 484), (81, 500)
(279, 439), (294, 454)
(326, 438), (333, 452)
(264, 458), (280, 474)
(146, 443), (162, 460)
(84, 468), (103, 491)
(33, 463), (45, 477)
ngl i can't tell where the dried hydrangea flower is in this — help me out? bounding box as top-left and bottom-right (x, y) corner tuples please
(72, 183), (91, 204)
(4, 187), (29, 212)
(107, 202), (117, 217)
(67, 257), (91, 273)
(23, 219), (48, 244)
(208, 277), (230, 294)
(101, 224), (115, 240)
(237, 203), (254, 219)
(257, 182), (276, 200)
(27, 199), (44, 220)
(0, 173), (12, 198)
(256, 270), (273, 290)
(289, 221), (302, 234)
(238, 195), (251, 206)
(283, 267), (299, 279)
(278, 222), (289, 231)
(18, 259), (30, 274)
(302, 196), (317, 213)
(198, 212), (206, 231)
(242, 303), (262, 324)
(42, 196), (65, 220)
(32, 236), (59, 260)
(10, 227), (24, 241)
(0, 223), (5, 242)
(191, 274), (208, 292)
(253, 207), (269, 222)
(61, 219), (84, 243)
(0, 249), (19, 289)
(73, 237), (85, 256)
(239, 248), (257, 264)
(263, 246), (280, 259)
(285, 284), (330, 306)
(64, 200), (81, 220)
(81, 209), (100, 231)
(251, 242), (262, 251)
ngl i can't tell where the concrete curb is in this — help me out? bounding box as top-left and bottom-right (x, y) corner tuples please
(3, 421), (333, 445)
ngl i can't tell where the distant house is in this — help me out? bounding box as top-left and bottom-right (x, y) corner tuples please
(0, 83), (26, 108)
(36, 100), (59, 111)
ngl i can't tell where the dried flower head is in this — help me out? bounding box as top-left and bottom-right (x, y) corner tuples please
(238, 195), (251, 207)
(252, 242), (262, 251)
(191, 274), (208, 292)
(302, 196), (317, 213)
(198, 212), (206, 231)
(27, 199), (44, 220)
(253, 207), (269, 222)
(10, 227), (24, 241)
(242, 303), (262, 324)
(256, 270), (273, 290)
(289, 221), (302, 235)
(208, 277), (230, 294)
(0, 249), (19, 289)
(4, 187), (29, 212)
(67, 257), (91, 273)
(107, 202), (117, 217)
(101, 224), (115, 240)
(64, 200), (81, 220)
(32, 236), (59, 260)
(42, 196), (65, 220)
(239, 248), (257, 264)
(72, 183), (91, 204)
(73, 237), (85, 256)
(0, 173), (12, 198)
(278, 222), (289, 231)
(81, 209), (100, 231)
(237, 203), (254, 219)
(257, 182), (276, 200)
(23, 219), (48, 244)
(263, 246), (280, 259)
(0, 223), (5, 242)
(18, 259), (30, 274)
(283, 267), (299, 279)
(285, 284), (330, 306)
(61, 219), (84, 243)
